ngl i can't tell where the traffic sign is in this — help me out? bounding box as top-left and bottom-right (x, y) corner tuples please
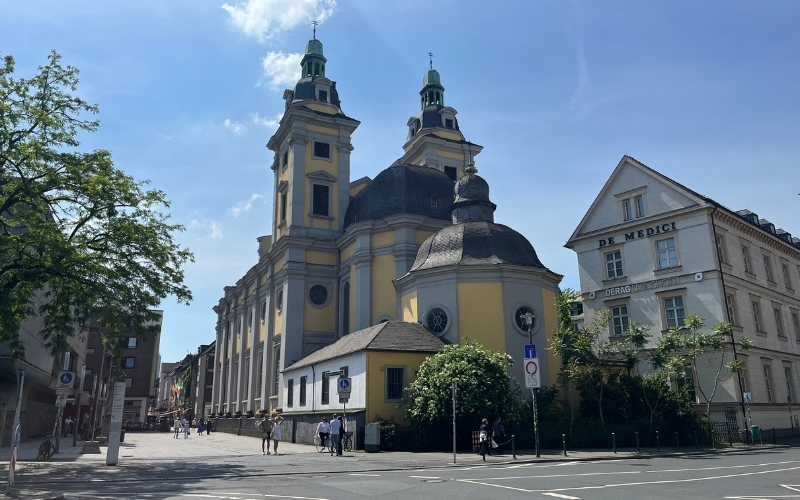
(55, 387), (71, 396)
(56, 371), (76, 389)
(55, 395), (67, 407)
(524, 344), (537, 359)
(338, 394), (349, 404)
(743, 392), (752, 405)
(337, 377), (351, 394)
(525, 358), (540, 388)
(326, 370), (344, 378)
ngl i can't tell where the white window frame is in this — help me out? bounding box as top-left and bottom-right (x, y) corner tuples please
(763, 363), (774, 403)
(615, 188), (647, 222)
(774, 306), (785, 338)
(725, 293), (738, 326)
(742, 245), (752, 274)
(623, 199), (633, 221)
(780, 261), (792, 290)
(752, 300), (763, 332)
(656, 237), (679, 269)
(663, 295), (686, 329)
(792, 310), (800, 341)
(715, 234), (727, 264)
(763, 254), (774, 282)
(609, 302), (630, 336)
(785, 366), (794, 404)
(635, 195), (645, 218)
(605, 249), (624, 280)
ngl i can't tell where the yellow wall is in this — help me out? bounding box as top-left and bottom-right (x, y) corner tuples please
(437, 149), (464, 160)
(541, 288), (560, 386)
(340, 243), (355, 263)
(371, 231), (395, 248)
(371, 254), (397, 323)
(457, 282), (506, 353)
(415, 230), (434, 244)
(400, 291), (417, 322)
(304, 102), (339, 114)
(304, 294), (335, 332)
(306, 251), (337, 266)
(366, 351), (433, 423)
(350, 181), (370, 197)
(434, 130), (463, 142)
(273, 287), (283, 337)
(307, 123), (338, 136)
(272, 256), (285, 275)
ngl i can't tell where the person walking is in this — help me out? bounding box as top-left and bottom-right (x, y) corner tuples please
(173, 418), (181, 439)
(329, 413), (341, 456)
(479, 418), (491, 461)
(492, 417), (505, 455)
(316, 417), (330, 451)
(258, 415), (274, 455)
(197, 417), (205, 436)
(183, 417), (190, 439)
(207, 419), (212, 435)
(64, 416), (73, 437)
(271, 413), (284, 455)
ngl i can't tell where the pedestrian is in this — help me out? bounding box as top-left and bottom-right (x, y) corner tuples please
(329, 413), (341, 456)
(271, 413), (284, 455)
(479, 418), (491, 461)
(257, 415), (274, 455)
(183, 417), (190, 439)
(337, 415), (344, 456)
(173, 418), (180, 439)
(207, 419), (212, 435)
(316, 417), (330, 451)
(192, 418), (197, 433)
(197, 417), (205, 436)
(492, 416), (505, 455)
(64, 416), (73, 437)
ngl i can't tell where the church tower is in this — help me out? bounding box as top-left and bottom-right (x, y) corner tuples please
(394, 57), (482, 182)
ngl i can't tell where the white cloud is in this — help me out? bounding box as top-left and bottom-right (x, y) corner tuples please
(189, 219), (223, 240)
(261, 51), (302, 90)
(227, 194), (265, 217)
(223, 118), (246, 134)
(251, 112), (283, 129)
(221, 0), (337, 42)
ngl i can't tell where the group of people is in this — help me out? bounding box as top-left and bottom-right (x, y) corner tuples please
(257, 413), (285, 455)
(478, 417), (506, 461)
(315, 414), (345, 456)
(173, 417), (209, 439)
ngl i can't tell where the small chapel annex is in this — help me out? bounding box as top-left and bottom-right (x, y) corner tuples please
(209, 35), (562, 425)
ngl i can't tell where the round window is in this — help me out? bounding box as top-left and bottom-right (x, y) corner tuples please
(426, 307), (448, 335)
(276, 290), (284, 313)
(309, 284), (328, 306)
(514, 306), (536, 332)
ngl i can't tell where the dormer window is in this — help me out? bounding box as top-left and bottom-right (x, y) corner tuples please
(445, 118), (453, 129)
(318, 90), (328, 102)
(430, 195), (439, 208)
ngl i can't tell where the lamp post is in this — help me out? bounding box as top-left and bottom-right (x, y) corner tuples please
(522, 311), (540, 458)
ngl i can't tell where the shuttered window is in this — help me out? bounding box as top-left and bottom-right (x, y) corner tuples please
(313, 141), (330, 159)
(312, 184), (329, 216)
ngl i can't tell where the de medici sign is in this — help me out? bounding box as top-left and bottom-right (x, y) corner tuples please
(598, 222), (677, 248)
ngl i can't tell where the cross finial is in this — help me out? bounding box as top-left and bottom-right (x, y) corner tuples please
(312, 20), (318, 39)
(428, 51), (434, 69)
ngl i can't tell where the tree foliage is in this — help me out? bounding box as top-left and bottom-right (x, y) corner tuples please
(0, 51), (193, 358)
(404, 340), (527, 426)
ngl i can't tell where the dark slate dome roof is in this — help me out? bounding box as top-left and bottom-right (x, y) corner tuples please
(344, 165), (455, 229)
(292, 77), (342, 108)
(409, 222), (545, 271)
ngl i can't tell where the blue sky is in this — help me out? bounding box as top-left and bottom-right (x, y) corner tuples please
(3, 0), (799, 364)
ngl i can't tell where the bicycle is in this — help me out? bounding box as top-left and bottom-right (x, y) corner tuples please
(37, 432), (56, 461)
(341, 431), (353, 453)
(315, 433), (330, 453)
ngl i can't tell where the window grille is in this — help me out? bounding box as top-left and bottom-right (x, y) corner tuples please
(312, 185), (329, 216)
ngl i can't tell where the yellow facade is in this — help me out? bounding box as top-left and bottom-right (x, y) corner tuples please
(306, 123), (339, 136)
(456, 282), (506, 353)
(400, 291), (418, 322)
(437, 149), (464, 160)
(415, 230), (434, 244)
(371, 231), (395, 248)
(273, 302), (283, 337)
(303, 293), (335, 332)
(306, 250), (337, 266)
(304, 102), (339, 114)
(340, 243), (355, 263)
(272, 256), (284, 275)
(541, 288), (560, 385)
(365, 351), (432, 423)
(370, 254), (397, 323)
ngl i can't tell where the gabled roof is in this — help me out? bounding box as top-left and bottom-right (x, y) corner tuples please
(286, 321), (445, 371)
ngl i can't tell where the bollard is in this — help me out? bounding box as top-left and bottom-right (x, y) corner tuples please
(635, 432), (640, 454)
(760, 431), (763, 447)
(728, 428), (733, 448)
(512, 435), (516, 459)
(612, 432), (616, 454)
(694, 431), (698, 449)
(675, 431), (679, 451)
(562, 433), (567, 456)
(656, 430), (660, 451)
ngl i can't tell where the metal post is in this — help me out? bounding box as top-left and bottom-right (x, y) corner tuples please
(562, 433), (566, 456)
(635, 431), (640, 453)
(533, 388), (540, 458)
(612, 432), (616, 454)
(73, 364), (86, 447)
(746, 400), (753, 447)
(91, 343), (108, 442)
(656, 430), (660, 451)
(512, 435), (516, 459)
(452, 380), (457, 464)
(7, 369), (25, 493)
(728, 428), (732, 448)
(674, 431), (679, 451)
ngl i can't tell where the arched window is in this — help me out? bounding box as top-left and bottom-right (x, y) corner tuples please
(321, 64), (324, 75)
(314, 62), (320, 76)
(306, 62), (312, 76)
(342, 282), (350, 334)
(435, 91), (440, 104)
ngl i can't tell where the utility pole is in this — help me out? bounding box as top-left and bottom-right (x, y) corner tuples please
(452, 380), (457, 464)
(91, 342), (108, 442)
(7, 369), (25, 493)
(73, 364), (86, 446)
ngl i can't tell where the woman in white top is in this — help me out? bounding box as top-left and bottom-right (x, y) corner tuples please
(316, 417), (331, 450)
(271, 414), (284, 455)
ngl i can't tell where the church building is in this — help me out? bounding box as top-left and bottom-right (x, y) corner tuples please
(210, 36), (562, 421)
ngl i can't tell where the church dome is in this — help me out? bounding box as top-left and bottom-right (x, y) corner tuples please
(454, 173), (490, 205)
(409, 222), (545, 271)
(306, 38), (324, 56)
(344, 165), (454, 229)
(423, 69), (441, 86)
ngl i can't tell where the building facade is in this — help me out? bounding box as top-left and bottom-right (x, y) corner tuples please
(567, 156), (800, 428)
(211, 36), (562, 418)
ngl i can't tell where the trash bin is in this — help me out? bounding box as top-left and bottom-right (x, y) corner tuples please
(120, 430), (126, 443)
(750, 425), (760, 438)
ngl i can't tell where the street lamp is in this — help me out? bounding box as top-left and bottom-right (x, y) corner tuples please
(522, 311), (540, 458)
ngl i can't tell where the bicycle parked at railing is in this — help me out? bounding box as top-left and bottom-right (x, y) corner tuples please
(37, 432), (56, 461)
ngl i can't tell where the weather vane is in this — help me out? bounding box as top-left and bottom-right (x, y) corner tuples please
(312, 20), (318, 39)
(428, 51), (434, 69)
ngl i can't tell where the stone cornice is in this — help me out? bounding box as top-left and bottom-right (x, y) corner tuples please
(714, 209), (800, 261)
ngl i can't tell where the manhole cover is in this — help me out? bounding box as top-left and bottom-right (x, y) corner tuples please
(423, 479), (444, 483)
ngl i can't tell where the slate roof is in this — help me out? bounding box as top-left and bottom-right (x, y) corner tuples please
(292, 77), (342, 108)
(344, 165), (455, 229)
(285, 321), (445, 371)
(409, 221), (546, 271)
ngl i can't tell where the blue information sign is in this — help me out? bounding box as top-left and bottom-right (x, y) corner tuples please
(524, 344), (537, 359)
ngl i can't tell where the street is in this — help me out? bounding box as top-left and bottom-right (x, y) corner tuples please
(4, 432), (800, 499)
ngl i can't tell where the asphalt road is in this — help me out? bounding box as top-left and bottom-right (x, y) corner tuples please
(22, 446), (800, 500)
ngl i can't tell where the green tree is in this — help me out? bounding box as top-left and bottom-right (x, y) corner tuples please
(1, 51), (193, 358)
(404, 340), (527, 426)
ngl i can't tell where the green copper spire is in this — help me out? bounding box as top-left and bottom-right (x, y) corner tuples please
(301, 22), (327, 78)
(420, 52), (444, 109)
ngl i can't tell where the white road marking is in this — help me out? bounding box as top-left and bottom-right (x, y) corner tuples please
(184, 494), (331, 500)
(784, 485), (800, 492)
(468, 471), (640, 481)
(542, 493), (581, 499)
(507, 461), (579, 469)
(457, 465), (800, 494)
(651, 460), (800, 473)
(349, 473), (380, 476)
(409, 475), (441, 479)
